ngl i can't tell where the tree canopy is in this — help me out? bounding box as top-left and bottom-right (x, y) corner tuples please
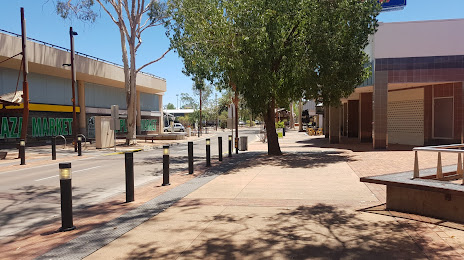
(168, 0), (380, 155)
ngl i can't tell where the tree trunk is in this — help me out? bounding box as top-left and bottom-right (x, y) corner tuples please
(265, 98), (282, 156)
(126, 31), (137, 145)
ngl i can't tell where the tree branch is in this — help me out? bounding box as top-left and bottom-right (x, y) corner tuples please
(136, 49), (171, 73)
(95, 0), (119, 25)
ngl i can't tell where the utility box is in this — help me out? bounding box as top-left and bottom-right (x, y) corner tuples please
(239, 136), (248, 151)
(95, 116), (114, 148)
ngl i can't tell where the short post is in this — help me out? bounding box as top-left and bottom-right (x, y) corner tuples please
(52, 137), (56, 160)
(162, 146), (170, 186)
(77, 136), (82, 156)
(437, 152), (443, 179)
(59, 162), (76, 232)
(125, 152), (134, 202)
(283, 127), (286, 136)
(206, 138), (211, 167)
(19, 139), (25, 165)
(218, 136), (223, 161)
(188, 142), (193, 174)
(228, 135), (232, 157)
(413, 150), (419, 179)
(457, 153), (463, 178)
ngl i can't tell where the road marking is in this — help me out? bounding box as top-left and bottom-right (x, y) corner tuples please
(34, 175), (58, 182)
(74, 166), (102, 173)
(34, 166), (102, 181)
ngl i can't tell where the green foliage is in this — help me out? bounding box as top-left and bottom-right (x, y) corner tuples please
(276, 121), (285, 129)
(166, 103), (175, 109)
(167, 0), (380, 111)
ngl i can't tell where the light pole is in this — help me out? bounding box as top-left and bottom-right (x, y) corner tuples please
(70, 27), (78, 152)
(176, 94), (179, 109)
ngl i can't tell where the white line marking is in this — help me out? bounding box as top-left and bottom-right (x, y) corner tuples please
(34, 166), (102, 181)
(74, 166), (102, 173)
(35, 175), (58, 182)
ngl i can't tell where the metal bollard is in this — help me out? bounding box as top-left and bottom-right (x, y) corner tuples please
(206, 139), (211, 167)
(188, 142), (193, 174)
(283, 127), (286, 136)
(52, 137), (56, 160)
(125, 152), (134, 202)
(77, 136), (82, 156)
(218, 137), (223, 161)
(228, 135), (232, 157)
(59, 162), (76, 232)
(162, 146), (170, 186)
(19, 139), (25, 165)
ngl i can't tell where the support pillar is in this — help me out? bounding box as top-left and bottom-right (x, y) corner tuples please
(136, 91), (142, 135)
(324, 105), (329, 138)
(159, 95), (163, 134)
(373, 71), (388, 149)
(329, 106), (340, 144)
(359, 93), (373, 143)
(77, 80), (86, 135)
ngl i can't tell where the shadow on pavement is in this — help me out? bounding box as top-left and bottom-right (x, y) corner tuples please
(297, 136), (414, 153)
(124, 203), (445, 259)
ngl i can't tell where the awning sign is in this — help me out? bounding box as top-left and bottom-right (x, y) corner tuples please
(379, 0), (406, 11)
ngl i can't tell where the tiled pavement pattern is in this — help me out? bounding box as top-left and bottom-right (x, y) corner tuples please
(82, 131), (464, 259)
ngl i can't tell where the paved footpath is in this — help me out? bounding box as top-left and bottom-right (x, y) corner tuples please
(32, 131), (464, 259)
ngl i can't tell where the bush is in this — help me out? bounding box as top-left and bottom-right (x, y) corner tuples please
(275, 121), (285, 129)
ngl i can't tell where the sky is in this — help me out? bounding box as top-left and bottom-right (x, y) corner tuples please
(0, 0), (463, 108)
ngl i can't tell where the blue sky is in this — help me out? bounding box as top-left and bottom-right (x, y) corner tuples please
(0, 0), (463, 107)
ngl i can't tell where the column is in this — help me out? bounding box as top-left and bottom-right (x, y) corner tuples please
(77, 80), (86, 135)
(136, 91), (142, 135)
(359, 93), (373, 142)
(343, 102), (348, 136)
(348, 100), (359, 138)
(373, 71), (388, 149)
(159, 95), (164, 134)
(324, 105), (329, 138)
(329, 105), (340, 144)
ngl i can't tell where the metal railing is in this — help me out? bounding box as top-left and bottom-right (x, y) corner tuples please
(413, 144), (464, 184)
(0, 28), (165, 81)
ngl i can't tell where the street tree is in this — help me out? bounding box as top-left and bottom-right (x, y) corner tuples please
(55, 0), (170, 144)
(165, 103), (175, 109)
(168, 0), (379, 155)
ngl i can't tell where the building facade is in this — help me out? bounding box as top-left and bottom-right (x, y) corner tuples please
(331, 19), (464, 147)
(0, 31), (165, 144)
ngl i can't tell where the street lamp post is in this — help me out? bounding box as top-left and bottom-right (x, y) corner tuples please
(69, 27), (78, 152)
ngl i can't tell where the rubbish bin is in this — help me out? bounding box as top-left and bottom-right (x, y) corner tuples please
(239, 136), (248, 151)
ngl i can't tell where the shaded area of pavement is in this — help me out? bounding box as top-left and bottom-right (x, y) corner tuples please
(5, 129), (464, 259)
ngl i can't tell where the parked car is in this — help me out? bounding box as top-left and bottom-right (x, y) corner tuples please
(238, 121), (246, 126)
(164, 123), (185, 132)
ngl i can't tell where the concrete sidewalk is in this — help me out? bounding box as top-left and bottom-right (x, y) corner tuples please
(37, 130), (464, 259)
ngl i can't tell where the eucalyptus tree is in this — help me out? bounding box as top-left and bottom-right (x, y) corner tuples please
(168, 0), (379, 155)
(55, 0), (170, 144)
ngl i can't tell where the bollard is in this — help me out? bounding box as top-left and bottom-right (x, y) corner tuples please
(206, 139), (211, 167)
(228, 135), (232, 157)
(283, 127), (286, 136)
(125, 152), (135, 202)
(188, 142), (193, 174)
(77, 136), (82, 156)
(59, 162), (76, 232)
(235, 137), (239, 154)
(52, 137), (56, 160)
(19, 139), (25, 165)
(162, 146), (170, 186)
(218, 137), (223, 161)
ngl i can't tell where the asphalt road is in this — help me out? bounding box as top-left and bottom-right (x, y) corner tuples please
(0, 128), (260, 239)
